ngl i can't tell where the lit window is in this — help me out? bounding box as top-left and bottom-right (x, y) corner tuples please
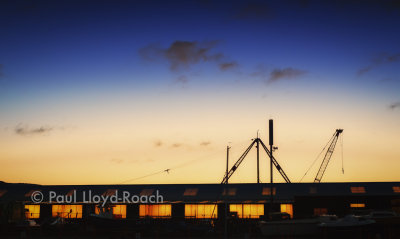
(185, 204), (218, 219)
(309, 187), (317, 194)
(230, 204), (264, 219)
(350, 203), (365, 208)
(222, 188), (237, 196)
(52, 205), (83, 218)
(280, 204), (293, 218)
(95, 205), (126, 219)
(103, 189), (117, 196)
(351, 187), (366, 193)
(183, 188), (198, 196)
(393, 186), (400, 193)
(314, 208), (328, 216)
(140, 189), (154, 196)
(139, 204), (171, 218)
(262, 187), (276, 195)
(25, 205), (40, 219)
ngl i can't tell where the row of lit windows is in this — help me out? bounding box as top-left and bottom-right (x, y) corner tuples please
(24, 202), (366, 219)
(25, 204), (295, 219)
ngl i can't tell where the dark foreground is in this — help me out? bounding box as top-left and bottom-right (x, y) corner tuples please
(1, 220), (400, 239)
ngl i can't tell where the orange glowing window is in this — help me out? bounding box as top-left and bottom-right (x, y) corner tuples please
(183, 188), (198, 196)
(139, 204), (171, 218)
(351, 187), (366, 193)
(314, 208), (328, 216)
(222, 188), (237, 196)
(230, 204), (264, 219)
(52, 205), (82, 218)
(140, 189), (154, 196)
(262, 187), (276, 195)
(185, 204), (218, 219)
(95, 205), (126, 219)
(350, 203), (365, 208)
(0, 190), (7, 197)
(393, 187), (400, 193)
(280, 204), (293, 218)
(25, 205), (40, 219)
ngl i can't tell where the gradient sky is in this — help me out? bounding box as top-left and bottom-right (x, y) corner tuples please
(0, 0), (399, 185)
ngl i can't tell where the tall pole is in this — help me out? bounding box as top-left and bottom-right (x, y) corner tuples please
(225, 145), (230, 239)
(226, 145), (230, 184)
(257, 134), (260, 183)
(269, 119), (274, 211)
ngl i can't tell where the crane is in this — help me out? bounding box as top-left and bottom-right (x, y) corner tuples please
(314, 129), (343, 183)
(221, 138), (291, 184)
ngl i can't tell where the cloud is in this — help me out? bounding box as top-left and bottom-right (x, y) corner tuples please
(140, 40), (224, 71)
(200, 141), (211, 146)
(171, 143), (182, 148)
(14, 125), (54, 136)
(154, 140), (163, 147)
(219, 61), (238, 71)
(358, 52), (400, 75)
(389, 102), (400, 110)
(268, 67), (307, 83)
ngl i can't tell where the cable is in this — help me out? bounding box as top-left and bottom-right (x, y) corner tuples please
(119, 170), (166, 184)
(341, 133), (344, 174)
(118, 139), (252, 184)
(299, 133), (335, 182)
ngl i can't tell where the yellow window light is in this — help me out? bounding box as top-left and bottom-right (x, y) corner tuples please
(52, 205), (83, 218)
(25, 205), (40, 219)
(280, 204), (293, 218)
(350, 203), (365, 208)
(185, 204), (218, 219)
(139, 204), (171, 218)
(230, 204), (264, 219)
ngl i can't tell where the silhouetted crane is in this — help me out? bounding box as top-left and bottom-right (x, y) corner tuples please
(314, 129), (343, 183)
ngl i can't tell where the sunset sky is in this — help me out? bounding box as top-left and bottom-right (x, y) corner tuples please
(0, 0), (399, 185)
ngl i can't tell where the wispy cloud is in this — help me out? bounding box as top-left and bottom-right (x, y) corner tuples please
(154, 140), (163, 147)
(140, 40), (224, 71)
(389, 102), (400, 110)
(219, 61), (238, 71)
(358, 52), (400, 75)
(268, 67), (307, 83)
(200, 141), (211, 146)
(14, 124), (54, 136)
(171, 143), (183, 148)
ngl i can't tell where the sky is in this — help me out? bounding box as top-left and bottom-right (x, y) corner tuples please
(0, 0), (399, 185)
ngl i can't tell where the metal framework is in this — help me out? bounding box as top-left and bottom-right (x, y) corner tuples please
(221, 138), (291, 184)
(314, 129), (343, 183)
